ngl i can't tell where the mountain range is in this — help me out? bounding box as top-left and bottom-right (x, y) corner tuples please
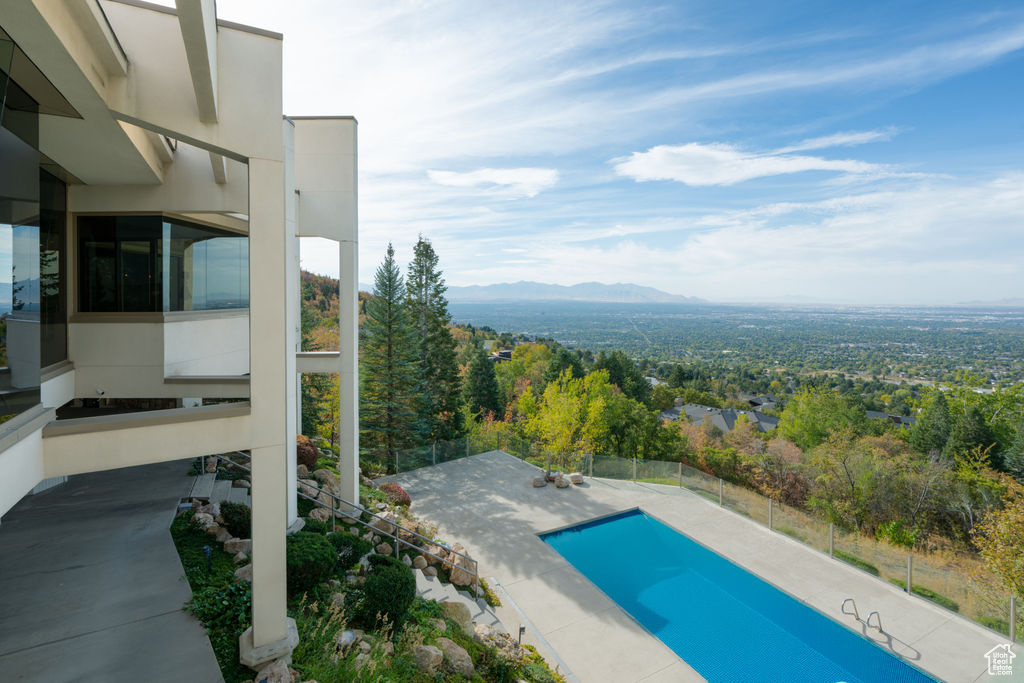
(440, 281), (703, 304)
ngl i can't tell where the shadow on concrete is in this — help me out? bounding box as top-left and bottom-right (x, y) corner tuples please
(0, 460), (223, 683)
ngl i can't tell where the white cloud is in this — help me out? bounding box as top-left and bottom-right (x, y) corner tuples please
(427, 167), (559, 198)
(775, 127), (899, 154)
(613, 142), (882, 186)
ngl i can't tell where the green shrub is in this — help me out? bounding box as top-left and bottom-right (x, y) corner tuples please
(302, 516), (329, 535)
(286, 532), (337, 594)
(356, 559), (416, 628)
(888, 579), (960, 612)
(326, 532), (373, 569)
(297, 496), (315, 518)
(875, 519), (921, 548)
(359, 484), (388, 509)
(314, 456), (338, 472)
(219, 501), (251, 538)
(367, 553), (404, 571)
(378, 481), (411, 506)
(834, 550), (880, 576)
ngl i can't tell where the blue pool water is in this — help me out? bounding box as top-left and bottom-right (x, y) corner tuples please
(541, 510), (936, 683)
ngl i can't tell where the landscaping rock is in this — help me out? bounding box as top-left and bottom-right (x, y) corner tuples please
(555, 475), (570, 489)
(317, 490), (334, 506)
(233, 479), (251, 489)
(309, 507), (331, 523)
(354, 651), (370, 670)
(234, 563), (253, 582)
(423, 543), (445, 565)
(414, 645), (443, 674)
(224, 538), (252, 554)
(368, 511), (397, 535)
(568, 472), (584, 485)
(205, 456), (218, 473)
(431, 618), (447, 632)
(192, 512), (215, 529)
(254, 658), (291, 683)
(375, 542), (393, 555)
(422, 566), (437, 577)
(313, 468), (340, 491)
(532, 476), (547, 488)
(473, 623), (495, 644)
(329, 592), (346, 611)
(326, 578), (341, 589)
(199, 502), (220, 517)
(402, 554), (412, 567)
(349, 527), (360, 535)
(439, 601), (474, 637)
(233, 551), (248, 564)
(297, 464), (309, 477)
(358, 641), (371, 653)
(436, 637), (474, 677)
(375, 503), (388, 511)
(211, 523), (232, 542)
(545, 470), (562, 482)
(360, 475), (375, 488)
(412, 555), (427, 569)
(337, 629), (358, 652)
(380, 641), (394, 657)
(297, 479), (320, 499)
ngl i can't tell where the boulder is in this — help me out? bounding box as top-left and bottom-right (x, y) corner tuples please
(313, 468), (340, 491)
(436, 637), (474, 677)
(233, 551), (248, 564)
(422, 566), (438, 577)
(309, 507), (331, 523)
(254, 658), (291, 683)
(192, 512), (215, 529)
(375, 542), (393, 556)
(402, 555), (413, 567)
(473, 623), (496, 645)
(568, 472), (584, 485)
(297, 464), (309, 477)
(545, 470), (562, 482)
(360, 475), (375, 488)
(412, 555), (428, 570)
(317, 490), (335, 507)
(224, 538), (252, 554)
(205, 456), (218, 473)
(234, 563), (253, 582)
(447, 544), (475, 587)
(232, 479), (251, 489)
(199, 502), (220, 517)
(368, 511), (397, 535)
(422, 543), (445, 565)
(532, 476), (547, 488)
(349, 527), (360, 535)
(353, 652), (370, 670)
(297, 479), (320, 499)
(439, 601), (474, 637)
(414, 645), (443, 674)
(555, 475), (570, 489)
(329, 592), (346, 611)
(337, 629), (358, 652)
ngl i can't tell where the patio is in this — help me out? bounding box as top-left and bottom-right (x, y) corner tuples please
(385, 450), (1016, 683)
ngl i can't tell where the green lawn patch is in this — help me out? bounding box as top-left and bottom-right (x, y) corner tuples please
(888, 579), (960, 612)
(833, 549), (881, 576)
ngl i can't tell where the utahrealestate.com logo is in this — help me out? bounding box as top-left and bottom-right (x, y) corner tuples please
(985, 644), (1016, 676)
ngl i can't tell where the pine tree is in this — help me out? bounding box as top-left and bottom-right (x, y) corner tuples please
(909, 392), (951, 456)
(463, 346), (500, 419)
(1004, 426), (1024, 481)
(360, 244), (422, 462)
(406, 237), (462, 440)
(943, 405), (995, 461)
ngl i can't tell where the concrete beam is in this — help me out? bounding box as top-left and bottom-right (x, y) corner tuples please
(175, 0), (219, 122)
(209, 151), (227, 184)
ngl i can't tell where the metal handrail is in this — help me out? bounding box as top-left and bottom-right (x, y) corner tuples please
(841, 598), (859, 620)
(866, 611), (884, 633)
(212, 452), (480, 582)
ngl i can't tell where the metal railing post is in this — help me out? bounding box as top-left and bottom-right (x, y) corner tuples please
(1011, 596), (1017, 643)
(719, 478), (723, 506)
(588, 450), (593, 478)
(906, 554), (913, 595)
(632, 457), (637, 482)
(829, 523), (834, 558)
(546, 451), (551, 473)
(466, 436), (470, 457)
(395, 450), (399, 475)
(768, 499), (773, 530)
(432, 443), (436, 466)
(678, 461), (683, 488)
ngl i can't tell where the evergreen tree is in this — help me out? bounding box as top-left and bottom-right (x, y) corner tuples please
(943, 405), (995, 461)
(592, 350), (652, 404)
(406, 237), (462, 440)
(360, 244), (422, 461)
(463, 346), (500, 419)
(543, 347), (585, 385)
(909, 392), (951, 456)
(1003, 426), (1024, 481)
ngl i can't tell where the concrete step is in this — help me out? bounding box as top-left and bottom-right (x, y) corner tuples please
(227, 486), (250, 505)
(210, 479), (232, 505)
(189, 473), (216, 500)
(415, 570), (504, 632)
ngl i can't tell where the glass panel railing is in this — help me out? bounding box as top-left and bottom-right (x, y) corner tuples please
(679, 462), (721, 503)
(722, 479), (769, 525)
(772, 501), (830, 554)
(912, 552), (1007, 629)
(832, 527), (907, 584)
(591, 453), (633, 480)
(635, 459), (683, 487)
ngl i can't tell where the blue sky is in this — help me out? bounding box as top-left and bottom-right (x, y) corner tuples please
(208, 0), (1024, 304)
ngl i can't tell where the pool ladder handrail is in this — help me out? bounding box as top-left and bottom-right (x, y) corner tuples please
(866, 611), (884, 633)
(841, 597), (859, 620)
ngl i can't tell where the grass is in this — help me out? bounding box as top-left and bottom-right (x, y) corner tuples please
(693, 489), (720, 504)
(637, 477), (680, 486)
(888, 579), (960, 612)
(775, 526), (807, 543)
(833, 549), (881, 576)
(479, 577), (502, 608)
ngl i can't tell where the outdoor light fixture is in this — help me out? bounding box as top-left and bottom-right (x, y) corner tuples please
(202, 545), (212, 573)
(518, 625), (526, 644)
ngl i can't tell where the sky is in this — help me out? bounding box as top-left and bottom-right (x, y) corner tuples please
(207, 0), (1023, 304)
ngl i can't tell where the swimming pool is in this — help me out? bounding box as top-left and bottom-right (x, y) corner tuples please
(541, 509), (936, 683)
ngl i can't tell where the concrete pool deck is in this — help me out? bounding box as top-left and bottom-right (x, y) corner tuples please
(385, 450), (1019, 683)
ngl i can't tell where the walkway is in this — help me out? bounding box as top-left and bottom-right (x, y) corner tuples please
(0, 460), (223, 683)
(386, 451), (1017, 683)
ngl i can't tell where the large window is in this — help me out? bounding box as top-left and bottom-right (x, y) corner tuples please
(77, 215), (248, 313)
(40, 169), (66, 367)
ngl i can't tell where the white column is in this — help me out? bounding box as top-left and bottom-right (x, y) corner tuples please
(247, 157), (289, 648)
(338, 230), (359, 504)
(283, 123), (299, 526)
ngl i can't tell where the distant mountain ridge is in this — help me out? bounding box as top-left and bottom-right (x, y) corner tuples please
(441, 281), (704, 304)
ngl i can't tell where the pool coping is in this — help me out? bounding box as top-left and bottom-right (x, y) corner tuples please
(539, 506), (941, 682)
